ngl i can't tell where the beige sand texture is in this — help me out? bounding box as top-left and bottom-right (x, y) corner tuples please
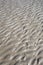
(0, 0), (43, 65)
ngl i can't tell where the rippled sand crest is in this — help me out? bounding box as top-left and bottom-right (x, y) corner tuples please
(0, 0), (43, 65)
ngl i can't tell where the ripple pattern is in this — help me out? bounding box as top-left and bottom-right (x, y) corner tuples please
(0, 0), (43, 65)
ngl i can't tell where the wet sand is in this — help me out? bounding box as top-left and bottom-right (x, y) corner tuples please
(0, 0), (43, 65)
